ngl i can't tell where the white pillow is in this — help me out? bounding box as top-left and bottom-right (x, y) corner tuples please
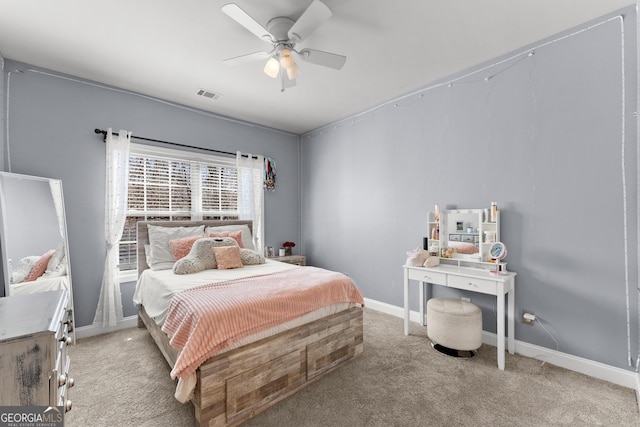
(40, 261), (67, 279)
(205, 224), (254, 250)
(147, 224), (205, 270)
(45, 240), (66, 273)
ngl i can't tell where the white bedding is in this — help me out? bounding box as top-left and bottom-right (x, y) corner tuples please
(133, 259), (299, 324)
(10, 275), (70, 295)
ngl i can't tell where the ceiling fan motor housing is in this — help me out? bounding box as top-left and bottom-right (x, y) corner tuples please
(265, 17), (296, 44)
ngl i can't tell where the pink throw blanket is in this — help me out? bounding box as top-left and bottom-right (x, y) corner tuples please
(162, 267), (364, 380)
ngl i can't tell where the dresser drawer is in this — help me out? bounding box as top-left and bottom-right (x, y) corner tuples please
(407, 269), (447, 286)
(448, 275), (496, 295)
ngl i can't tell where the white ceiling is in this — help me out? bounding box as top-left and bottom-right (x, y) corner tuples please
(0, 0), (634, 135)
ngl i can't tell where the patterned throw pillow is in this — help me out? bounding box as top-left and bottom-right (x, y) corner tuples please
(207, 230), (244, 248)
(25, 249), (56, 282)
(239, 248), (265, 265)
(169, 234), (206, 260)
(173, 237), (238, 275)
(11, 256), (40, 284)
(212, 246), (243, 270)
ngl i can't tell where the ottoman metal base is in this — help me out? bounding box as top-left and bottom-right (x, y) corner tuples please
(430, 341), (476, 358)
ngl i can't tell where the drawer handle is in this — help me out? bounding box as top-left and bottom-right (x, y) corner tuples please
(64, 400), (73, 413)
(59, 336), (72, 345)
(58, 374), (75, 388)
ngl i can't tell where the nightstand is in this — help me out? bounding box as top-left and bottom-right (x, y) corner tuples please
(271, 255), (306, 266)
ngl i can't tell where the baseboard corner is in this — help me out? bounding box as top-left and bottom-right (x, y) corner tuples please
(74, 315), (139, 339)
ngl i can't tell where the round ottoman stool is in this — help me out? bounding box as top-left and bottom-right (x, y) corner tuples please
(427, 298), (482, 357)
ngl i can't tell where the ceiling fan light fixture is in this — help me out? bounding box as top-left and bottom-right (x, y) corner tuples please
(263, 56), (280, 78)
(286, 62), (299, 80)
(279, 48), (295, 69)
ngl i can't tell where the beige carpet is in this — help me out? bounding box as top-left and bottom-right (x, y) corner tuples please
(66, 309), (640, 426)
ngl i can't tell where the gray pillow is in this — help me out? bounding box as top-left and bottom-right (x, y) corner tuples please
(173, 237), (238, 275)
(11, 256), (40, 283)
(239, 248), (265, 265)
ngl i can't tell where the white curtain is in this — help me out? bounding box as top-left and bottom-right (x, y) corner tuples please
(94, 129), (131, 327)
(48, 179), (65, 238)
(236, 152), (265, 253)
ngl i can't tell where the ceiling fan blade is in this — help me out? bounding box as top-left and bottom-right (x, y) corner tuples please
(222, 3), (273, 42)
(223, 51), (273, 66)
(297, 48), (346, 70)
(288, 0), (332, 43)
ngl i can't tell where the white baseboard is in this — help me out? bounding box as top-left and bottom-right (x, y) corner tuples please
(74, 315), (139, 339)
(363, 297), (640, 392)
(636, 372), (640, 411)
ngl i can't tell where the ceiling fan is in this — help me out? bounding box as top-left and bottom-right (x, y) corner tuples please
(222, 0), (346, 92)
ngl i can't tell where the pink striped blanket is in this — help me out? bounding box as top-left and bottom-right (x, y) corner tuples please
(161, 266), (364, 380)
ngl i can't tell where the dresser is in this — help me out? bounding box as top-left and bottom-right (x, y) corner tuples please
(403, 264), (516, 370)
(0, 289), (74, 411)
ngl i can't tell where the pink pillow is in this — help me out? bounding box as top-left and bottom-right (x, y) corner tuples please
(207, 230), (244, 248)
(25, 249), (56, 282)
(169, 234), (206, 260)
(212, 246), (243, 270)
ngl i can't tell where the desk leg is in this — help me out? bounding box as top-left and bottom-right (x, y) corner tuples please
(508, 284), (515, 354)
(419, 282), (425, 326)
(404, 268), (410, 335)
(496, 283), (506, 370)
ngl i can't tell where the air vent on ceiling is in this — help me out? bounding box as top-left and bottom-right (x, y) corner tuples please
(196, 88), (223, 100)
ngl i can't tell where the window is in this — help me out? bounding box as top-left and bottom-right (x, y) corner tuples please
(119, 144), (239, 273)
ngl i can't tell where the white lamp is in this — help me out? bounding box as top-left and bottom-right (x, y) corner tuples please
(263, 57), (280, 79)
(279, 48), (295, 69)
(286, 62), (299, 79)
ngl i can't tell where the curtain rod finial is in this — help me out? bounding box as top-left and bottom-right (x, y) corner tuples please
(94, 128), (107, 142)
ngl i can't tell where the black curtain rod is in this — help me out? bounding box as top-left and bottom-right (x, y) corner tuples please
(93, 128), (256, 159)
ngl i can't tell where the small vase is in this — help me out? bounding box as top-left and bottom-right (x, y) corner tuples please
(284, 247), (292, 256)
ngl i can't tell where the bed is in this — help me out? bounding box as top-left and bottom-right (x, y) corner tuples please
(8, 241), (70, 295)
(134, 220), (364, 427)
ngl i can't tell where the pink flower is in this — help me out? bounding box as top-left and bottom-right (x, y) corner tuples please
(282, 241), (295, 248)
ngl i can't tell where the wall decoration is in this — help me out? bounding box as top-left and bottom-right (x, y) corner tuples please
(264, 157), (276, 190)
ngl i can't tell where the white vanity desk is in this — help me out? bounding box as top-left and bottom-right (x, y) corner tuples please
(403, 263), (516, 370)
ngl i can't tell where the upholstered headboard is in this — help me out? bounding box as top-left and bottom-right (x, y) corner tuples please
(136, 220), (253, 274)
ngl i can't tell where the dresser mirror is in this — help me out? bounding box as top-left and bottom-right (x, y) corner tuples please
(0, 171), (75, 338)
(429, 207), (500, 265)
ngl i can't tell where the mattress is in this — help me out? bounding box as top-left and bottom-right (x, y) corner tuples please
(10, 275), (70, 295)
(133, 259), (302, 324)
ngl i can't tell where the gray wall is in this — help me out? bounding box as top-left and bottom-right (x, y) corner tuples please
(301, 10), (638, 371)
(1, 63), (301, 327)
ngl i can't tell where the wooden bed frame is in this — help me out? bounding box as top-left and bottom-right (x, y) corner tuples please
(136, 220), (364, 427)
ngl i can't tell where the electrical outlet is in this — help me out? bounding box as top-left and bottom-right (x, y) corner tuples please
(461, 297), (471, 302)
(522, 310), (535, 325)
